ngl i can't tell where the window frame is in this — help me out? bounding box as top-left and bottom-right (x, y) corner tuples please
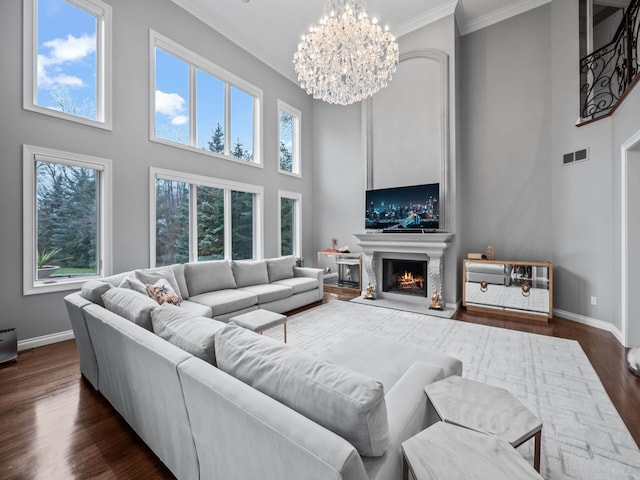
(277, 100), (302, 177)
(150, 167), (264, 266)
(150, 30), (263, 167)
(23, 0), (113, 130)
(278, 190), (302, 258)
(23, 144), (113, 295)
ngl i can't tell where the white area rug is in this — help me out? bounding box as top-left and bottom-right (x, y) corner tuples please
(264, 301), (640, 480)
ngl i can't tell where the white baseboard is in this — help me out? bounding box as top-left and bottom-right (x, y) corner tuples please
(553, 308), (625, 346)
(18, 329), (75, 351)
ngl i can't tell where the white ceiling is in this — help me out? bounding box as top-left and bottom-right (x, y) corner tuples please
(171, 0), (553, 83)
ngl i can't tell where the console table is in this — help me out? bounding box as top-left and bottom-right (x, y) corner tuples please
(317, 251), (362, 290)
(463, 259), (553, 322)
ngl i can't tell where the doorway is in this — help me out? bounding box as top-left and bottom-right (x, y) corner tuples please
(622, 129), (640, 347)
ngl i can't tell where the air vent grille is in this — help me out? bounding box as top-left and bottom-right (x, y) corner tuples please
(562, 148), (589, 166)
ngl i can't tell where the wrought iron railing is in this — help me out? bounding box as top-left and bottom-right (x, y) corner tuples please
(580, 0), (639, 120)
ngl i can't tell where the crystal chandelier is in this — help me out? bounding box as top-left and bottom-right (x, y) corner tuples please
(293, 0), (399, 105)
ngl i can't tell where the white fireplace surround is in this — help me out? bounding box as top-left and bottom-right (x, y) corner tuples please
(354, 232), (454, 309)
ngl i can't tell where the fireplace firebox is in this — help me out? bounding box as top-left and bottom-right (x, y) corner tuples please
(382, 259), (428, 297)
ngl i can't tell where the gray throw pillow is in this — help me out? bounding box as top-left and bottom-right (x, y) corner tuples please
(266, 256), (296, 282)
(151, 304), (225, 365)
(184, 260), (237, 296)
(101, 287), (158, 331)
(231, 260), (269, 287)
(80, 279), (113, 306)
(215, 324), (390, 457)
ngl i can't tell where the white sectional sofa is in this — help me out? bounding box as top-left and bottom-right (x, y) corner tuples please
(64, 255), (462, 480)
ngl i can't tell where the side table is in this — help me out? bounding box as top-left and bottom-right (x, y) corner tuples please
(402, 422), (543, 480)
(424, 375), (542, 472)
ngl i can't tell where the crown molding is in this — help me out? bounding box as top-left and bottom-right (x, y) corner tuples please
(458, 0), (551, 36)
(394, 0), (458, 39)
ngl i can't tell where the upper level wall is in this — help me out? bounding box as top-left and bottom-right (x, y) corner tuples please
(0, 0), (314, 341)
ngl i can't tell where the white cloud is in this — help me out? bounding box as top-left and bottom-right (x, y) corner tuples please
(42, 34), (96, 65)
(37, 33), (96, 91)
(155, 90), (188, 127)
(171, 115), (188, 126)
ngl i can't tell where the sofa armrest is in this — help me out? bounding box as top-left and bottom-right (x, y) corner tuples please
(178, 357), (368, 480)
(362, 361), (445, 480)
(294, 266), (323, 280)
(64, 292), (99, 389)
(294, 266), (324, 299)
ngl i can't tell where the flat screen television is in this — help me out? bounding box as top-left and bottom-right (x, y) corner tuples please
(365, 183), (440, 231)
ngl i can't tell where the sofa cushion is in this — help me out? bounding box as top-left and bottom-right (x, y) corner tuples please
(189, 289), (258, 316)
(232, 260), (269, 287)
(146, 278), (181, 306)
(101, 287), (158, 330)
(118, 272), (148, 295)
(215, 324), (390, 457)
(151, 304), (225, 365)
(184, 261), (237, 297)
(266, 256), (296, 282)
(272, 277), (318, 295)
(169, 264), (190, 299)
(80, 280), (113, 307)
(238, 284), (293, 304)
(136, 268), (183, 302)
(179, 300), (213, 318)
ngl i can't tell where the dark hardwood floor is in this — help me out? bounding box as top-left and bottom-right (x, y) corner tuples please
(1, 290), (638, 479)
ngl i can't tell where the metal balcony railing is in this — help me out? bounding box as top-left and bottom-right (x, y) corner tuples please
(580, 0), (639, 121)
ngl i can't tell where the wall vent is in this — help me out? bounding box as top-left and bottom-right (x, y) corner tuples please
(562, 148), (589, 166)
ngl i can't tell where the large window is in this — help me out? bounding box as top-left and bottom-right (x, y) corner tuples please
(152, 168), (263, 266)
(23, 0), (112, 129)
(151, 31), (262, 165)
(278, 190), (302, 257)
(278, 100), (301, 176)
(23, 145), (112, 295)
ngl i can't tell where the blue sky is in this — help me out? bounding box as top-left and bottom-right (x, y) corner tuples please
(37, 0), (97, 120)
(37, 0), (255, 155)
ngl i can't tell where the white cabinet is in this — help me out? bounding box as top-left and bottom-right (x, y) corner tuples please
(463, 259), (553, 322)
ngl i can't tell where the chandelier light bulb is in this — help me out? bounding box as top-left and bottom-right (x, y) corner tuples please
(293, 0), (398, 105)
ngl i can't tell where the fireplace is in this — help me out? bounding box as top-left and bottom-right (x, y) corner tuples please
(383, 259), (428, 297)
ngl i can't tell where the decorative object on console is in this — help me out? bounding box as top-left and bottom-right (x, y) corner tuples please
(486, 244), (495, 261)
(293, 0), (399, 105)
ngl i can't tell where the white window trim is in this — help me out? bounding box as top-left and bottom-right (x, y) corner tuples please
(23, 0), (113, 130)
(150, 167), (264, 266)
(277, 100), (302, 177)
(23, 144), (113, 295)
(278, 190), (302, 258)
(149, 30), (263, 167)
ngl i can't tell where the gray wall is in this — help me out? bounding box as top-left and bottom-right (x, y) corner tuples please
(459, 5), (552, 265)
(0, 0), (314, 342)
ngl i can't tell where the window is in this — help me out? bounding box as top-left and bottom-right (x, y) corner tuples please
(278, 191), (302, 257)
(278, 100), (301, 176)
(151, 168), (263, 266)
(23, 145), (112, 295)
(24, 0), (112, 129)
(151, 31), (262, 165)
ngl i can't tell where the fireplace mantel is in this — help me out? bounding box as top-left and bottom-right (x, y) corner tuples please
(354, 232), (454, 311)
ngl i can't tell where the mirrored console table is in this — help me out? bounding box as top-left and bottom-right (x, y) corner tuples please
(463, 259), (553, 323)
